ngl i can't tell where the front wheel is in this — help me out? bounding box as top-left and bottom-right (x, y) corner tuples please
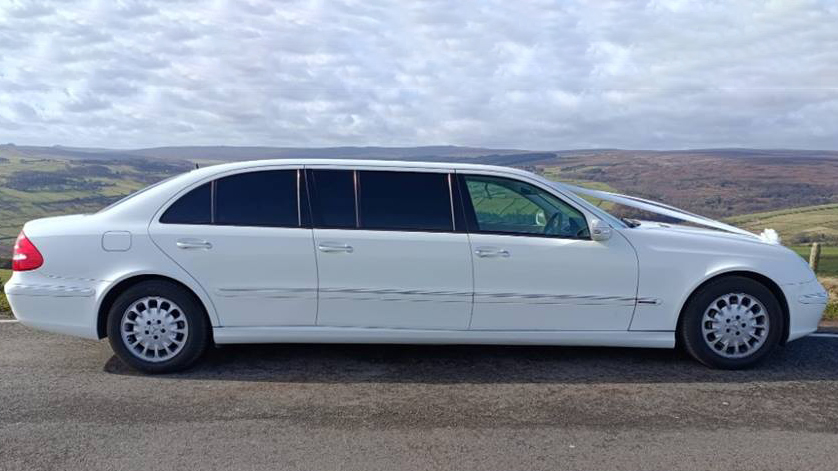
(107, 280), (210, 374)
(679, 276), (783, 369)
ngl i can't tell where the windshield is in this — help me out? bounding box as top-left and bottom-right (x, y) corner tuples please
(542, 180), (627, 229)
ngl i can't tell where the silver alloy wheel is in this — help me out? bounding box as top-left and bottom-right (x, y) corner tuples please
(701, 292), (769, 359)
(120, 296), (189, 362)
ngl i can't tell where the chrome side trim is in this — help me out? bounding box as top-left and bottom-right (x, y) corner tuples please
(4, 283), (95, 297)
(799, 292), (828, 305)
(217, 286), (660, 307)
(320, 287), (471, 297)
(216, 287), (316, 298)
(475, 292), (638, 306)
(637, 297), (662, 305)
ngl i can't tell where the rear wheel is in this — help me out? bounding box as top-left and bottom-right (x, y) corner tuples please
(107, 280), (209, 374)
(679, 276), (783, 369)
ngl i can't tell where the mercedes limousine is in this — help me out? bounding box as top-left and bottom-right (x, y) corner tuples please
(5, 160), (828, 373)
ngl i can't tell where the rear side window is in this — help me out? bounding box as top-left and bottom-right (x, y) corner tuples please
(160, 182), (211, 224)
(307, 169), (357, 228)
(215, 170), (298, 227)
(358, 171), (453, 231)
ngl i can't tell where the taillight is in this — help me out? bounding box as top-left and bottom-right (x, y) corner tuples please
(12, 231), (44, 271)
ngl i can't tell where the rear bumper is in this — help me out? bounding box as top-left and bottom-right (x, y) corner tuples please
(5, 272), (104, 340)
(783, 279), (828, 342)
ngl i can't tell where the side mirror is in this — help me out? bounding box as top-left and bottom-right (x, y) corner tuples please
(590, 219), (612, 242)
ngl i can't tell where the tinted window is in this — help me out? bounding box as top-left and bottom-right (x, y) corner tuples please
(308, 170), (356, 228)
(215, 170), (298, 227)
(463, 175), (588, 238)
(160, 182), (211, 224)
(359, 171), (452, 231)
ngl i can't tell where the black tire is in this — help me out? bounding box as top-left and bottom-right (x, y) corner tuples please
(679, 276), (783, 369)
(107, 280), (210, 374)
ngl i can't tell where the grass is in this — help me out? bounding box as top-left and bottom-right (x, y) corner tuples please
(0, 268), (11, 317)
(818, 277), (838, 321)
(789, 245), (838, 277)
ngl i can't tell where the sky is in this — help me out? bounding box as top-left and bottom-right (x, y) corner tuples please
(1, 0), (837, 150)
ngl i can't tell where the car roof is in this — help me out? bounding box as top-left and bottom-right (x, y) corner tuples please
(188, 158), (534, 178)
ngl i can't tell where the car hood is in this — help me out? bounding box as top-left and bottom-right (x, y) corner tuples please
(631, 220), (776, 247)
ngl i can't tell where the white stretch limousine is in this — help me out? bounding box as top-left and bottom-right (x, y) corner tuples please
(6, 160), (827, 373)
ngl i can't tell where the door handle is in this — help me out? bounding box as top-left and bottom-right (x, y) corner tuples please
(176, 238), (213, 250)
(474, 247), (510, 258)
(317, 242), (354, 253)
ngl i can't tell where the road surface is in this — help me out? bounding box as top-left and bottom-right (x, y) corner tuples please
(1, 321), (837, 470)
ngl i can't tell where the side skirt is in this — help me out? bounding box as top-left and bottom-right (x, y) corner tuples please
(212, 326), (675, 349)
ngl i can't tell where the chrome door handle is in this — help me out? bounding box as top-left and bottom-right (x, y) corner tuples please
(317, 242), (354, 253)
(176, 239), (212, 249)
(474, 247), (510, 258)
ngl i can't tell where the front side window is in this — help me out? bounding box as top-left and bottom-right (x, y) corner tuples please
(215, 170), (297, 227)
(462, 175), (589, 238)
(358, 171), (453, 231)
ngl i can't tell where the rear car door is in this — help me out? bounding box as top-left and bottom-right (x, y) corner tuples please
(148, 167), (318, 327)
(307, 166), (473, 330)
(460, 172), (638, 331)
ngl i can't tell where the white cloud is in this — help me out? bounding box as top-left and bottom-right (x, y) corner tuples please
(0, 0), (837, 149)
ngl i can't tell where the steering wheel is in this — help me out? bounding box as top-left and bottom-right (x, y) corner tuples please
(543, 212), (563, 235)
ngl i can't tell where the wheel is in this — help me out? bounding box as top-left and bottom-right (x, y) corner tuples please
(679, 276), (783, 369)
(107, 280), (209, 374)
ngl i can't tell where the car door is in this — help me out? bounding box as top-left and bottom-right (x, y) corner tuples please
(148, 168), (318, 327)
(459, 172), (638, 331)
(307, 167), (473, 330)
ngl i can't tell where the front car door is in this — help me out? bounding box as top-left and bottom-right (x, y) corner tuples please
(148, 167), (318, 327)
(459, 172), (639, 331)
(308, 166), (473, 330)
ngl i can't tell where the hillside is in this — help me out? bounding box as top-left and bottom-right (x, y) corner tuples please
(726, 204), (838, 245)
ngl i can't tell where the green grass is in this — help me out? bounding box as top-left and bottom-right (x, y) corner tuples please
(789, 245), (838, 277)
(0, 268), (11, 317)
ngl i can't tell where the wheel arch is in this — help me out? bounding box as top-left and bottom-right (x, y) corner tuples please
(675, 270), (790, 345)
(96, 274), (214, 340)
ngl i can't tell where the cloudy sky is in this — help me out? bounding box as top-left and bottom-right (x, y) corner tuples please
(1, 0), (837, 150)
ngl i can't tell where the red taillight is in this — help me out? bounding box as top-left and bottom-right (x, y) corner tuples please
(12, 231), (44, 272)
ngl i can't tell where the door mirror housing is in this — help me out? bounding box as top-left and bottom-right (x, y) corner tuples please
(590, 219), (612, 242)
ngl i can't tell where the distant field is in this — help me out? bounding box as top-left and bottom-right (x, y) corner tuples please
(0, 153), (191, 257)
(726, 204), (838, 245)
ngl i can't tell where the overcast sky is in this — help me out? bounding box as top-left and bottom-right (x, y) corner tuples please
(1, 0), (837, 150)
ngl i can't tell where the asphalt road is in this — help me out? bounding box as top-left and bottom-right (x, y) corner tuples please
(2, 321), (838, 471)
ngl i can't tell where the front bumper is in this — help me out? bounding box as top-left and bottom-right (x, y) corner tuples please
(784, 279), (829, 342)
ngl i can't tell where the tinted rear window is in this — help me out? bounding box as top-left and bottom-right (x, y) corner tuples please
(307, 169), (356, 228)
(358, 171), (452, 231)
(160, 182), (211, 224)
(215, 170), (298, 227)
